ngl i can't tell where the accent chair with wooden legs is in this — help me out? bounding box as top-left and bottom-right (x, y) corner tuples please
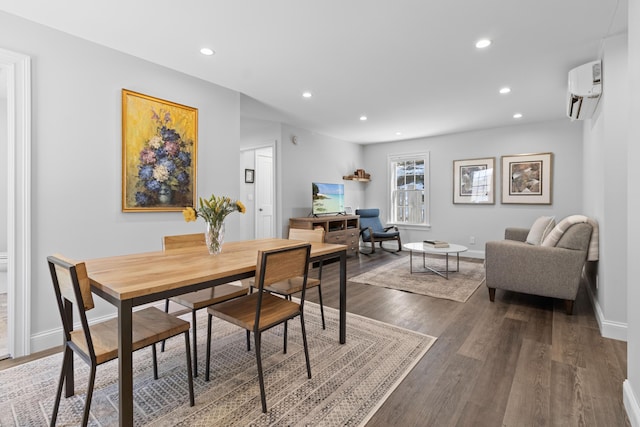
(205, 242), (313, 413)
(48, 254), (194, 427)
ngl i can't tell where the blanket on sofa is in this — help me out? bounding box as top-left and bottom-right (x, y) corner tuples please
(542, 214), (599, 261)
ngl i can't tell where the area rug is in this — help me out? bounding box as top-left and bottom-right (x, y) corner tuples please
(0, 302), (436, 426)
(350, 255), (485, 302)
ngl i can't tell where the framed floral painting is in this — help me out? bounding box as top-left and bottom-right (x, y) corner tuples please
(501, 152), (553, 204)
(122, 89), (198, 212)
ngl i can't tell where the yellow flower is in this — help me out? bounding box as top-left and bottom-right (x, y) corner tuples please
(182, 207), (197, 222)
(236, 201), (246, 214)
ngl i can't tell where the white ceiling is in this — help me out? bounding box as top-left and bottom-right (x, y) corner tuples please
(0, 0), (628, 143)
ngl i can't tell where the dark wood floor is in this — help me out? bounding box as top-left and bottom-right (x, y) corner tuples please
(1, 251), (629, 426)
(313, 251), (629, 427)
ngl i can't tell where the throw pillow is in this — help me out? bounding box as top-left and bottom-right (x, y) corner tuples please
(526, 216), (556, 245)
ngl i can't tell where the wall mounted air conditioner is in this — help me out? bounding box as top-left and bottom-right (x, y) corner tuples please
(567, 60), (602, 121)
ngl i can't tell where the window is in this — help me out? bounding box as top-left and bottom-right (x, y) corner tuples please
(389, 153), (429, 225)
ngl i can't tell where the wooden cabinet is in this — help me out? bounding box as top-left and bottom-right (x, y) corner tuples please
(289, 215), (360, 255)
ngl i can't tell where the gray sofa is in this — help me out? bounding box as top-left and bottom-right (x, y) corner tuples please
(485, 222), (594, 314)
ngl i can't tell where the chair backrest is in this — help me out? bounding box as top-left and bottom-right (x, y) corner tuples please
(253, 243), (311, 323)
(48, 254), (96, 359)
(288, 227), (325, 243)
(163, 233), (206, 250)
(356, 208), (384, 234)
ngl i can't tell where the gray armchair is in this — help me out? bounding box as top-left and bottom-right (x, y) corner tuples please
(485, 220), (595, 315)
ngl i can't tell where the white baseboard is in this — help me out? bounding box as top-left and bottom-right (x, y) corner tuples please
(585, 282), (628, 341)
(624, 380), (640, 427)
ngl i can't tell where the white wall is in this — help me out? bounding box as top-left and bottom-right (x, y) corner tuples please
(362, 119), (583, 258)
(583, 33), (629, 341)
(0, 11), (242, 351)
(279, 124), (365, 237)
(625, 0), (640, 424)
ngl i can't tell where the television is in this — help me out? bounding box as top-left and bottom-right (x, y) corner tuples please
(312, 182), (345, 216)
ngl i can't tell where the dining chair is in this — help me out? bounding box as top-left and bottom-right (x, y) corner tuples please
(47, 254), (194, 427)
(247, 228), (326, 353)
(205, 242), (313, 413)
(162, 233), (249, 377)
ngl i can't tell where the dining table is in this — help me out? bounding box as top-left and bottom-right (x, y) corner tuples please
(82, 237), (347, 426)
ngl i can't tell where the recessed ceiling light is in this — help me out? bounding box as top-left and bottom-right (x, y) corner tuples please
(513, 113), (523, 119)
(499, 87), (511, 94)
(360, 115), (368, 121)
(475, 39), (492, 49)
(302, 91), (312, 98)
(200, 48), (215, 56)
(395, 132), (403, 136)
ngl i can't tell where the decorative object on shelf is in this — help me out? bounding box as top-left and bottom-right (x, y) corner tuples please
(343, 168), (371, 182)
(453, 157), (495, 204)
(501, 152), (553, 204)
(182, 194), (246, 254)
(244, 168), (254, 183)
(122, 89), (198, 212)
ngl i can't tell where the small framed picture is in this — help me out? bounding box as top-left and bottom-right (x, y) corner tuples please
(501, 152), (553, 204)
(453, 157), (495, 204)
(245, 168), (255, 183)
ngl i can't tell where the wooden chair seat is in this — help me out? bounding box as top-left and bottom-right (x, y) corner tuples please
(169, 283), (249, 311)
(209, 292), (301, 331)
(248, 277), (320, 295)
(70, 307), (190, 365)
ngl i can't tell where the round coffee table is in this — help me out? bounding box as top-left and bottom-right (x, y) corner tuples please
(402, 242), (468, 279)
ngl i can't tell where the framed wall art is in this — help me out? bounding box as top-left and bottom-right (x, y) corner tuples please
(453, 157), (495, 204)
(245, 168), (255, 183)
(501, 152), (553, 204)
(122, 89), (198, 212)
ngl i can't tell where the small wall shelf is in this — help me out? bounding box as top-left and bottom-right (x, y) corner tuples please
(343, 169), (371, 182)
(343, 176), (371, 182)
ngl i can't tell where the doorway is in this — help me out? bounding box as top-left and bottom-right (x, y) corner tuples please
(240, 143), (277, 240)
(0, 66), (8, 359)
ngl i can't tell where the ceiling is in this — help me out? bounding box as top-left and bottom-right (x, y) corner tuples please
(0, 0), (628, 143)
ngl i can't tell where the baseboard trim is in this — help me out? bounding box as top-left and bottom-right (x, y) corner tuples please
(585, 282), (628, 341)
(624, 380), (640, 427)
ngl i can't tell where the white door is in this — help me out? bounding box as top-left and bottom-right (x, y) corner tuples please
(256, 147), (274, 238)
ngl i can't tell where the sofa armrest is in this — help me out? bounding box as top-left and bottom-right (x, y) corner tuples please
(485, 240), (587, 300)
(505, 227), (529, 242)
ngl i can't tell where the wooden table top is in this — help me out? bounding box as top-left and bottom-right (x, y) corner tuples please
(85, 238), (346, 301)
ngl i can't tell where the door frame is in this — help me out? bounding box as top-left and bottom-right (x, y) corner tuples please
(1, 48), (31, 358)
(240, 140), (278, 239)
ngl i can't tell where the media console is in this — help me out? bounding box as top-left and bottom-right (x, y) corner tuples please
(289, 215), (360, 256)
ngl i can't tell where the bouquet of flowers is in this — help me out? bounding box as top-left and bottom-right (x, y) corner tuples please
(135, 109), (193, 207)
(183, 194), (246, 254)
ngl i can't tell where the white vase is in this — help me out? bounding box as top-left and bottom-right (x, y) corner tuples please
(205, 222), (225, 255)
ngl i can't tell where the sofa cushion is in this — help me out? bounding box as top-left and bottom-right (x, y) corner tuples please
(526, 216), (556, 245)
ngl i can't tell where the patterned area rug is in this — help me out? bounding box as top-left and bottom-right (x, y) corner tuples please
(350, 255), (485, 302)
(0, 302), (435, 426)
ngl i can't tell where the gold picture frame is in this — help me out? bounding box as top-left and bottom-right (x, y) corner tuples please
(453, 157), (495, 204)
(501, 152), (553, 204)
(122, 89), (198, 212)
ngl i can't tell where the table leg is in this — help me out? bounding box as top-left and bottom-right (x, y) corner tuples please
(118, 300), (134, 426)
(339, 250), (347, 344)
(409, 250), (414, 273)
(445, 253), (449, 279)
